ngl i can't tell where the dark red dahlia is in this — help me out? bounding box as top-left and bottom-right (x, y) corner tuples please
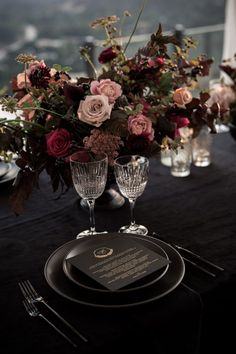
(29, 65), (51, 89)
(98, 46), (119, 64)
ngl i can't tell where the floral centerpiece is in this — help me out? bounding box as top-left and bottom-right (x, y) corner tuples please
(218, 58), (236, 124)
(207, 56), (236, 139)
(207, 59), (236, 116)
(0, 11), (219, 214)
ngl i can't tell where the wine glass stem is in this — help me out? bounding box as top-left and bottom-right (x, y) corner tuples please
(129, 198), (136, 227)
(87, 199), (96, 234)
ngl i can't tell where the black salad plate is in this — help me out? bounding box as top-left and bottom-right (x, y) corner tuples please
(62, 234), (170, 293)
(44, 233), (185, 308)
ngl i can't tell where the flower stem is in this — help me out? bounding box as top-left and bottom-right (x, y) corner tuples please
(124, 0), (149, 53)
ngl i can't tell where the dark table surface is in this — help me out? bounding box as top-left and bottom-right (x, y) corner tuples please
(0, 132), (236, 354)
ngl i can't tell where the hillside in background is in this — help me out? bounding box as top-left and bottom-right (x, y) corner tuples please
(0, 0), (225, 88)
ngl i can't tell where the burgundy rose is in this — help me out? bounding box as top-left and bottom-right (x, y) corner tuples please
(46, 128), (71, 157)
(98, 46), (119, 64)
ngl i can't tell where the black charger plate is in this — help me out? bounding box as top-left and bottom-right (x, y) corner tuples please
(63, 233), (170, 293)
(44, 233), (185, 308)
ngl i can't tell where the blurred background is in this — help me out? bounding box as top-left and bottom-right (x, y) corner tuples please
(0, 0), (226, 91)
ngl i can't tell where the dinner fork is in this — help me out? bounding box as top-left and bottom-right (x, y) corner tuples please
(19, 280), (88, 343)
(22, 300), (78, 348)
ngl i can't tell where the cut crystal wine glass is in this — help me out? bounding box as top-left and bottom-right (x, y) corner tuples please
(114, 155), (149, 235)
(70, 149), (108, 238)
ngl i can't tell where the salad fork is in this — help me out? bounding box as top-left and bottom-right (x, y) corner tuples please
(22, 300), (77, 348)
(19, 279), (88, 343)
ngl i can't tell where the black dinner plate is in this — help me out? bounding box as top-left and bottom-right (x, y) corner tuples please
(63, 234), (170, 293)
(44, 233), (185, 308)
(0, 162), (19, 184)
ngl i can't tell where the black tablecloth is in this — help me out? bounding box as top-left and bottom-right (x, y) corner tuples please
(0, 132), (236, 354)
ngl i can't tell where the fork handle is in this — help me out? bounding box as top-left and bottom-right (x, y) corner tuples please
(42, 300), (88, 343)
(39, 314), (77, 348)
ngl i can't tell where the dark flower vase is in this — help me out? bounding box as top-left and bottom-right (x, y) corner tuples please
(229, 123), (236, 141)
(80, 184), (125, 210)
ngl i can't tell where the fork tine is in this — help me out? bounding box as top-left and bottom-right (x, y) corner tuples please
(19, 281), (34, 301)
(28, 301), (37, 312)
(23, 299), (39, 315)
(22, 299), (30, 313)
(18, 282), (29, 299)
(22, 280), (35, 300)
(26, 280), (39, 297)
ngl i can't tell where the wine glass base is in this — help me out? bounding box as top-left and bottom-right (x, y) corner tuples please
(76, 230), (108, 239)
(118, 224), (148, 236)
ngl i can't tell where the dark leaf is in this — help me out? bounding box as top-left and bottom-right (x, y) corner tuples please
(185, 98), (200, 109)
(199, 57), (214, 76)
(9, 169), (36, 215)
(63, 83), (85, 106)
(60, 166), (72, 188)
(104, 110), (128, 137)
(200, 92), (210, 104)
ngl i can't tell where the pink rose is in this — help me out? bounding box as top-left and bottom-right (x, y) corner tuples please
(173, 88), (192, 108)
(77, 95), (112, 127)
(147, 57), (165, 68)
(46, 128), (71, 158)
(128, 114), (154, 142)
(16, 72), (31, 89)
(90, 79), (122, 104)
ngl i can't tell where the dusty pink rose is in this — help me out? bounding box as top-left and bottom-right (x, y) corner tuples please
(77, 95), (112, 127)
(16, 72), (31, 89)
(46, 128), (71, 158)
(90, 79), (122, 104)
(128, 114), (154, 142)
(173, 87), (192, 108)
(17, 94), (43, 121)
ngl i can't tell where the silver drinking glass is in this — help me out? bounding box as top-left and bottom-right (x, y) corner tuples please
(114, 155), (149, 235)
(70, 149), (108, 238)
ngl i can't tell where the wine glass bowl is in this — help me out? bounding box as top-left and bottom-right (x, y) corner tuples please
(70, 149), (108, 238)
(114, 155), (149, 235)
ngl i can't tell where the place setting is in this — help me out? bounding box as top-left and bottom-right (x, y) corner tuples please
(43, 150), (185, 308)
